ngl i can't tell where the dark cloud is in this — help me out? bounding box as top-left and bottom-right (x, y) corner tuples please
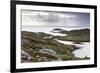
(22, 10), (90, 27)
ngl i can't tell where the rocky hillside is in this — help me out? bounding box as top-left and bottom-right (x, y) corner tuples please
(52, 28), (90, 43)
(21, 28), (90, 63)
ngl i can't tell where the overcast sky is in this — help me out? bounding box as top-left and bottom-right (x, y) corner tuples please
(22, 10), (90, 27)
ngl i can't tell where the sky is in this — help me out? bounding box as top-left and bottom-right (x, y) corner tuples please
(22, 10), (90, 27)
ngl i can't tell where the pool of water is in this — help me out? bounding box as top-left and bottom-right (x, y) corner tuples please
(56, 39), (90, 58)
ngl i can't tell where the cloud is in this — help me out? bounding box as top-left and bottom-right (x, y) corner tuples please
(22, 10), (90, 27)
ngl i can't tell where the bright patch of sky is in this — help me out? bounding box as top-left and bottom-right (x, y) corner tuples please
(22, 10), (90, 27)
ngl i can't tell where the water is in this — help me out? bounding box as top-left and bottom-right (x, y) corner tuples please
(55, 39), (73, 45)
(72, 43), (90, 58)
(56, 39), (90, 58)
(22, 26), (90, 58)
